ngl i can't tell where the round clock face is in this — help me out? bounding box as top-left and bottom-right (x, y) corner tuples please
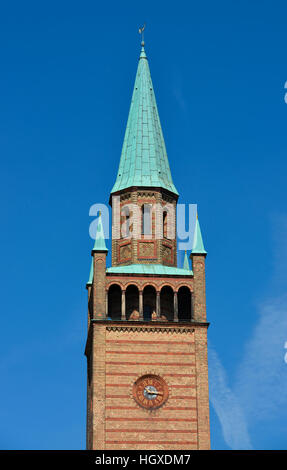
(133, 374), (168, 409)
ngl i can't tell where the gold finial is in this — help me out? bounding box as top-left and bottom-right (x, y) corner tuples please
(139, 23), (146, 46)
(99, 210), (101, 216)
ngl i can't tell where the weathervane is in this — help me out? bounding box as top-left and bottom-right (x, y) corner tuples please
(138, 23), (146, 45)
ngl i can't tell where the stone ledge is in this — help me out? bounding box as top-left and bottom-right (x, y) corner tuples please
(90, 319), (209, 328)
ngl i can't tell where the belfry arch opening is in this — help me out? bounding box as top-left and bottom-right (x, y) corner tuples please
(108, 284), (122, 320)
(125, 285), (139, 320)
(160, 286), (174, 321)
(178, 286), (192, 321)
(143, 285), (156, 321)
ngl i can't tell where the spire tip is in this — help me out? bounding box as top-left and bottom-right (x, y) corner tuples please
(139, 23), (146, 47)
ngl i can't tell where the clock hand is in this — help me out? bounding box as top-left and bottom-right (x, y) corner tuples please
(145, 386), (163, 396)
(145, 386), (157, 394)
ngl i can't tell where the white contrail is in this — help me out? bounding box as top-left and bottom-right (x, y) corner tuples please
(234, 296), (287, 423)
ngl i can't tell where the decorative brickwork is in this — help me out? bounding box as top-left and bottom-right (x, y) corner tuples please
(111, 189), (177, 267)
(85, 322), (210, 450)
(106, 275), (193, 293)
(119, 242), (132, 263)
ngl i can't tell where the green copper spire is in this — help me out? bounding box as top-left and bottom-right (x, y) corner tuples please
(111, 44), (178, 196)
(92, 212), (108, 252)
(183, 250), (190, 270)
(191, 215), (207, 254)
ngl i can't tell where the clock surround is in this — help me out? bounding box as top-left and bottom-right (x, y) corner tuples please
(132, 374), (169, 410)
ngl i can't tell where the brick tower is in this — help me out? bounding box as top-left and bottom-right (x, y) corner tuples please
(85, 41), (210, 450)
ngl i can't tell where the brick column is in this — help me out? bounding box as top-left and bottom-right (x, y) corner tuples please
(156, 291), (160, 319)
(121, 290), (126, 321)
(92, 251), (107, 320)
(190, 254), (207, 322)
(139, 290), (143, 320)
(174, 291), (178, 322)
(191, 293), (195, 320)
(155, 192), (162, 264)
(131, 191), (138, 264)
(92, 324), (106, 449)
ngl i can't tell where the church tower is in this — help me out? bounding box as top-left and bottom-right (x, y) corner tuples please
(85, 41), (210, 450)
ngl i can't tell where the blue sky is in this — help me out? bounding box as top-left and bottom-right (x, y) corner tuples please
(0, 0), (287, 450)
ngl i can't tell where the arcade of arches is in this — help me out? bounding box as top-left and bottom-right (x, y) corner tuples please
(107, 284), (193, 322)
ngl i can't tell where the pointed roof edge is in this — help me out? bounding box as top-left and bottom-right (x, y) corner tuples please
(183, 250), (190, 270)
(92, 212), (108, 253)
(191, 215), (207, 255)
(87, 261), (193, 285)
(106, 263), (193, 276)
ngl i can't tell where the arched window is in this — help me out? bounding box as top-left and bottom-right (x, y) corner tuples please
(122, 206), (130, 238)
(163, 211), (168, 238)
(142, 204), (151, 236)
